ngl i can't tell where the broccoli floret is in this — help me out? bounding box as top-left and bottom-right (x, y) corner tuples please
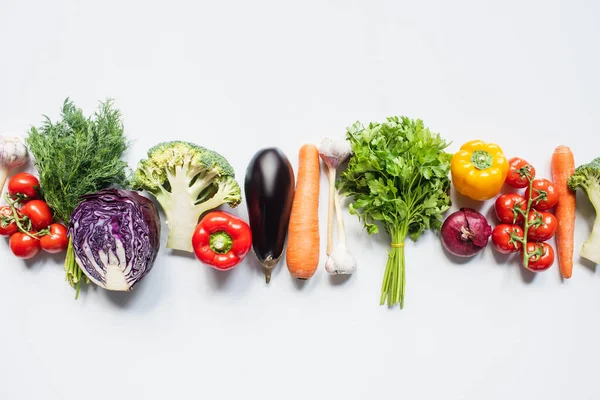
(568, 157), (600, 264)
(132, 141), (241, 252)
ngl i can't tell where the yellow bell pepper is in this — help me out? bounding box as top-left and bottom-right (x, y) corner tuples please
(451, 140), (508, 201)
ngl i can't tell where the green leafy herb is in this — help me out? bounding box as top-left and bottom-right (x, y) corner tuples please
(26, 98), (129, 297)
(338, 116), (452, 308)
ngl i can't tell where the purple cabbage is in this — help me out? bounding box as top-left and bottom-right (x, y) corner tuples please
(70, 189), (161, 291)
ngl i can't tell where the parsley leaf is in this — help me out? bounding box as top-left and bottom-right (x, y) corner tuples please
(338, 116), (452, 308)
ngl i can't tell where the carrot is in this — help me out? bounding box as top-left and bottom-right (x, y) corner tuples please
(286, 144), (321, 279)
(551, 145), (576, 279)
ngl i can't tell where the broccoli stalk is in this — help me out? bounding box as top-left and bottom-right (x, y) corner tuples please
(132, 141), (241, 252)
(568, 157), (600, 264)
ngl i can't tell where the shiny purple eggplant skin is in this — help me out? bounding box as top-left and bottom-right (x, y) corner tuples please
(244, 148), (295, 282)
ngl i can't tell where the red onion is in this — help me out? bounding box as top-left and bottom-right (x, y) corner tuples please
(441, 208), (492, 257)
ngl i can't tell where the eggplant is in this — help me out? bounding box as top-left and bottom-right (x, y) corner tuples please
(244, 148), (295, 283)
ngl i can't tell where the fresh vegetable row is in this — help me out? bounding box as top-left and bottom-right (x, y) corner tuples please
(0, 99), (358, 298)
(2, 99), (599, 310)
(444, 146), (562, 272)
(442, 140), (598, 284)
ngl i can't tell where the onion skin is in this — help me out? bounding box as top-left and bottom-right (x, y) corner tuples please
(441, 208), (492, 257)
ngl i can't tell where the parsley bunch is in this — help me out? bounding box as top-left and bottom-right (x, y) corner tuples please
(27, 99), (129, 297)
(338, 116), (452, 308)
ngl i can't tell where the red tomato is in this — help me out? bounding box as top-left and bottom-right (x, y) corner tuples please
(525, 179), (558, 211)
(523, 242), (554, 272)
(505, 157), (536, 188)
(40, 223), (68, 253)
(9, 232), (41, 259)
(0, 206), (19, 236)
(494, 193), (527, 224)
(526, 210), (557, 242)
(20, 200), (53, 231)
(8, 172), (40, 201)
(492, 224), (524, 254)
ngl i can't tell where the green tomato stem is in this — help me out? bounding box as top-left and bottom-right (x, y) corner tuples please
(512, 174), (539, 268)
(3, 193), (36, 239)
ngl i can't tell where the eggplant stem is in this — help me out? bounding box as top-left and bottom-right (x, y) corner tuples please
(260, 255), (279, 284)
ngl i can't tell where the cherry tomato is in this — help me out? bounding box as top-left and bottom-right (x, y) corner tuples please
(494, 193), (527, 225)
(0, 206), (19, 236)
(525, 179), (558, 211)
(526, 210), (557, 242)
(8, 172), (40, 201)
(523, 242), (554, 272)
(492, 224), (524, 254)
(40, 223), (68, 253)
(20, 200), (53, 231)
(9, 232), (41, 259)
(505, 157), (535, 188)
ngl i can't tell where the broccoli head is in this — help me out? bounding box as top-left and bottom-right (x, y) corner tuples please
(568, 157), (600, 264)
(132, 141), (241, 252)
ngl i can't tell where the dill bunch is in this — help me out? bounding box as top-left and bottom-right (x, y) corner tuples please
(26, 98), (130, 297)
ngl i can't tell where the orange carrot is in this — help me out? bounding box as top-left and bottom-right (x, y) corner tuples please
(551, 145), (576, 279)
(286, 144), (321, 279)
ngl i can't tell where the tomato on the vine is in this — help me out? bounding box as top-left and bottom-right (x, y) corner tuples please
(526, 179), (558, 211)
(40, 223), (68, 253)
(20, 200), (53, 231)
(527, 210), (557, 242)
(495, 193), (527, 224)
(505, 157), (535, 188)
(492, 224), (524, 254)
(0, 206), (19, 236)
(7, 172), (40, 201)
(523, 242), (554, 272)
(9, 232), (40, 259)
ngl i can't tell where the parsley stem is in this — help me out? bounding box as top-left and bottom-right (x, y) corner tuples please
(381, 224), (408, 308)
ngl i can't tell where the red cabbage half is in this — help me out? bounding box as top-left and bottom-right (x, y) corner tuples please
(70, 189), (161, 291)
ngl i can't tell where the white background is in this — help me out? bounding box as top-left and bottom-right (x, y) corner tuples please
(1, 1), (600, 399)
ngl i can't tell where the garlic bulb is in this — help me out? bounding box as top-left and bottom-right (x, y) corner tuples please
(0, 136), (28, 191)
(0, 136), (28, 167)
(318, 138), (352, 169)
(325, 243), (357, 275)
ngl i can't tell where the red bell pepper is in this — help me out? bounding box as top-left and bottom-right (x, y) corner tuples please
(192, 211), (252, 270)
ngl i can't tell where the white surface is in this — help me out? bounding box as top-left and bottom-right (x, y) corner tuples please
(1, 1), (600, 399)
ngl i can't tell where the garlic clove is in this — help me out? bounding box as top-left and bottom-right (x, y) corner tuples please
(325, 256), (337, 275)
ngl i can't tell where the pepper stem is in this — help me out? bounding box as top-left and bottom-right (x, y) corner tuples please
(209, 231), (233, 254)
(471, 150), (493, 170)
